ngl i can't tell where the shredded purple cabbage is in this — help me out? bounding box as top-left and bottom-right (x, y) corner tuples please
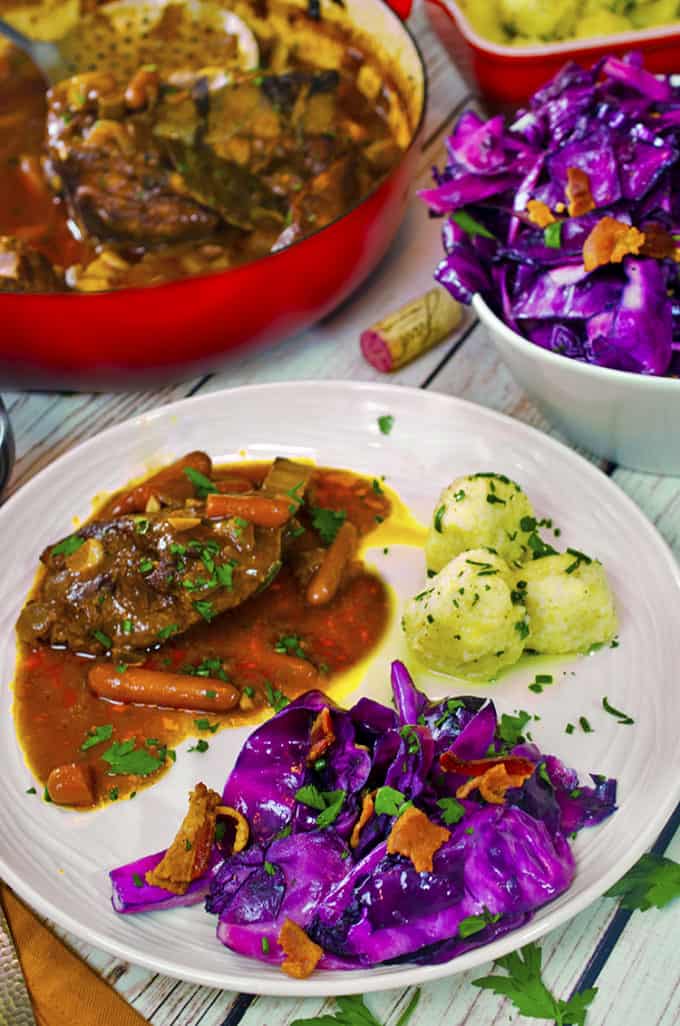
(109, 661), (617, 972)
(421, 53), (680, 377)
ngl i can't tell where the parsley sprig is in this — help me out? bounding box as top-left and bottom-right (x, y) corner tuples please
(605, 853), (680, 910)
(472, 943), (597, 1025)
(291, 990), (420, 1026)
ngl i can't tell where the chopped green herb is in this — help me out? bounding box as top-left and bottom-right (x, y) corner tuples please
(374, 785), (408, 817)
(437, 797), (465, 825)
(51, 535), (85, 557)
(102, 739), (165, 776)
(188, 738), (210, 753)
(92, 629), (112, 650)
(378, 414), (394, 435)
(108, 787), (119, 801)
(294, 783), (327, 811)
(132, 872), (144, 888)
(565, 722), (575, 735)
(43, 786), (52, 803)
(194, 718), (219, 733)
(138, 557), (154, 575)
(316, 790), (345, 828)
(193, 599), (215, 622)
(81, 724), (113, 751)
(543, 221), (562, 248)
(486, 492), (507, 506)
(454, 489), (466, 502)
(579, 716), (593, 734)
(458, 908), (501, 938)
(565, 547), (593, 574)
(310, 506), (347, 546)
(183, 466), (218, 498)
(515, 620), (530, 640)
(264, 681), (289, 712)
(135, 518), (150, 535)
(274, 634), (306, 660)
(184, 839), (192, 851)
(261, 937), (270, 954)
(25, 787), (37, 795)
(263, 860), (277, 876)
(413, 588), (433, 602)
(243, 686), (255, 699)
(122, 619), (133, 635)
(602, 696), (634, 725)
(451, 209), (496, 239)
(433, 505), (446, 533)
(158, 623), (178, 641)
(116, 663), (128, 674)
(216, 562), (236, 589)
(498, 710), (531, 746)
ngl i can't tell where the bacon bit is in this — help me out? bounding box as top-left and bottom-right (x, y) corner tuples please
(386, 806), (450, 873)
(307, 706), (335, 765)
(440, 752), (536, 778)
(566, 167), (596, 217)
(145, 782), (222, 894)
(278, 918), (324, 979)
(350, 791), (375, 848)
(583, 216), (646, 272)
(640, 223), (677, 260)
(526, 200), (556, 228)
(456, 762), (535, 805)
(215, 805), (250, 852)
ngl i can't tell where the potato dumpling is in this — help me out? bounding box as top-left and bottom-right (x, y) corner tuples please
(575, 10), (631, 36)
(515, 551), (617, 655)
(425, 473), (535, 573)
(402, 549), (529, 680)
(498, 0), (577, 38)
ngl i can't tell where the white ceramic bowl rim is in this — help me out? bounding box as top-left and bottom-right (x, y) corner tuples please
(431, 0), (680, 59)
(473, 293), (680, 392)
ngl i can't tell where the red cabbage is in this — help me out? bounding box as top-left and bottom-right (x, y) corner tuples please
(422, 53), (680, 376)
(111, 661), (617, 976)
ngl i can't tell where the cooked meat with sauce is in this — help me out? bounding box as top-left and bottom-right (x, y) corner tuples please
(13, 453), (393, 808)
(0, 236), (63, 293)
(0, 1), (408, 293)
(17, 457), (312, 657)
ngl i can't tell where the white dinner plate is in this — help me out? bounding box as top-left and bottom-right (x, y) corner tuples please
(1, 381), (679, 997)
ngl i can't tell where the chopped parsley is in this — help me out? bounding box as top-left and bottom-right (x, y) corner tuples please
(295, 784), (346, 827)
(81, 724), (113, 751)
(102, 739), (165, 776)
(451, 210), (496, 240)
(92, 629), (112, 650)
(437, 797), (465, 825)
(374, 786), (410, 817)
(263, 861), (277, 876)
(378, 414), (394, 435)
(602, 696), (634, 725)
(157, 623), (178, 641)
(132, 873), (144, 888)
(183, 466), (218, 498)
(274, 634), (306, 660)
(193, 599), (216, 622)
(194, 718), (219, 733)
(108, 787), (119, 801)
(310, 506), (347, 546)
(261, 937), (270, 954)
(544, 221), (562, 248)
(579, 716), (594, 734)
(458, 909), (501, 938)
(264, 681), (289, 712)
(188, 738), (210, 753)
(216, 562), (236, 589)
(122, 619), (133, 635)
(51, 535), (85, 557)
(498, 710), (531, 747)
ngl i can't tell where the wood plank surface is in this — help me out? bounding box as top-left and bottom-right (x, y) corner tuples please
(2, 2), (679, 1025)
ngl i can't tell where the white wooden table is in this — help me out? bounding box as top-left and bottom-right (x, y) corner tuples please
(2, 4), (679, 1022)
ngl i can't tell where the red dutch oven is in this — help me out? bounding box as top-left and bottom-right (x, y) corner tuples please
(0, 0), (425, 389)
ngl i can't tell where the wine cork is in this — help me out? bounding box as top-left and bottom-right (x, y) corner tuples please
(360, 287), (463, 372)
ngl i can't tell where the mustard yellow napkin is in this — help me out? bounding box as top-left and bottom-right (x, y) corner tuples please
(1, 884), (150, 1026)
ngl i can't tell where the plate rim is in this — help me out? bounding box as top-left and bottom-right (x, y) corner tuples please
(2, 379), (680, 997)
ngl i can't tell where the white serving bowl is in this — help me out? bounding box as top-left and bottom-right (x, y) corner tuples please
(474, 294), (680, 475)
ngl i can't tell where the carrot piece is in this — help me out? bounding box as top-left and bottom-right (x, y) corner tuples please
(204, 492), (293, 527)
(306, 522), (357, 606)
(46, 762), (95, 806)
(102, 451), (212, 517)
(88, 664), (239, 712)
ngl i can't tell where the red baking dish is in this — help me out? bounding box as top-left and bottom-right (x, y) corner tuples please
(0, 0), (424, 390)
(425, 0), (680, 107)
